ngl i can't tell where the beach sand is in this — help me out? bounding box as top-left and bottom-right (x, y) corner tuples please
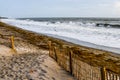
(0, 21), (120, 79)
(0, 23), (76, 80)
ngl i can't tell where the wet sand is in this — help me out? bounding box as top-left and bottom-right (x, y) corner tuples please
(46, 34), (120, 55)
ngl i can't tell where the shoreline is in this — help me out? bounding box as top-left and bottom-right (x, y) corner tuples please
(2, 18), (120, 51)
(46, 33), (120, 55)
(0, 21), (120, 74)
(1, 20), (120, 55)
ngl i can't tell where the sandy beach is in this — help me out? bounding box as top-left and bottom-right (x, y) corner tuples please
(1, 0), (120, 79)
(0, 22), (76, 80)
(0, 21), (120, 80)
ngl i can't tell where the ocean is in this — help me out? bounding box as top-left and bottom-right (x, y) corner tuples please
(1, 18), (120, 54)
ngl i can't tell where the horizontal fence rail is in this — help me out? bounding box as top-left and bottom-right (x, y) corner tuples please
(48, 41), (120, 80)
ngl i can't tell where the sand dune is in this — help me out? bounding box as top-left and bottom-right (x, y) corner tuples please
(0, 23), (76, 80)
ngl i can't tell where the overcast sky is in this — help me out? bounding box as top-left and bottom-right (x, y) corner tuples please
(0, 0), (120, 18)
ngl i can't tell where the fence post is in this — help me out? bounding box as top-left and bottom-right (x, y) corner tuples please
(48, 41), (52, 56)
(11, 36), (15, 50)
(54, 47), (58, 62)
(69, 49), (73, 74)
(101, 67), (107, 80)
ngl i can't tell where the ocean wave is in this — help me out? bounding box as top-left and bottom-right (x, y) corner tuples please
(96, 23), (120, 28)
(1, 18), (120, 49)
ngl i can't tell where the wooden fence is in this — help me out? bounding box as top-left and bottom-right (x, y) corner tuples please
(48, 41), (120, 80)
(0, 33), (16, 51)
(106, 70), (120, 80)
